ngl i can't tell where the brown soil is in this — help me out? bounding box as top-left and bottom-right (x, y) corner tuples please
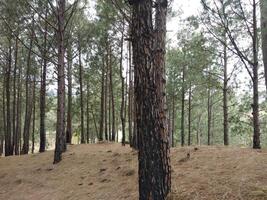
(0, 144), (267, 200)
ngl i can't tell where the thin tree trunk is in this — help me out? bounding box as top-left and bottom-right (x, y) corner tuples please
(120, 21), (126, 146)
(54, 0), (66, 164)
(66, 42), (72, 144)
(78, 40), (85, 144)
(188, 82), (192, 146)
(207, 87), (211, 146)
(128, 41), (133, 146)
(86, 82), (90, 143)
(181, 65), (185, 147)
(12, 37), (18, 154)
(99, 61), (105, 141)
(5, 37), (12, 156)
(2, 79), (6, 155)
(104, 62), (108, 140)
(32, 75), (36, 154)
(223, 39), (229, 145)
(39, 8), (48, 152)
(109, 46), (116, 142)
(15, 61), (22, 155)
(171, 91), (175, 147)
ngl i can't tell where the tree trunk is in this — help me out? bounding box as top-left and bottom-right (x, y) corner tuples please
(261, 0), (267, 92)
(252, 0), (260, 149)
(207, 87), (211, 146)
(181, 65), (185, 147)
(104, 60), (108, 140)
(109, 47), (116, 142)
(5, 38), (12, 156)
(171, 92), (175, 147)
(223, 39), (229, 145)
(15, 60), (22, 155)
(128, 41), (133, 147)
(39, 8), (48, 152)
(86, 82), (90, 143)
(130, 0), (171, 198)
(120, 21), (126, 146)
(78, 40), (85, 144)
(12, 37), (18, 155)
(99, 61), (105, 141)
(32, 75), (36, 154)
(188, 82), (192, 146)
(54, 0), (66, 164)
(66, 41), (72, 144)
(22, 22), (34, 155)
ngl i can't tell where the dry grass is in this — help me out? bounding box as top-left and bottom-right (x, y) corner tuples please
(0, 144), (267, 200)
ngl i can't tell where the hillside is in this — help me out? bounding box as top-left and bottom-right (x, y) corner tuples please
(1, 144), (267, 200)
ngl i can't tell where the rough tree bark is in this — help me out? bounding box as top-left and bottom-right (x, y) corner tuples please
(130, 0), (171, 199)
(252, 0), (260, 149)
(261, 0), (267, 92)
(54, 0), (66, 164)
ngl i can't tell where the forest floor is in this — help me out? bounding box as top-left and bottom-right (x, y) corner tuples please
(1, 143), (267, 200)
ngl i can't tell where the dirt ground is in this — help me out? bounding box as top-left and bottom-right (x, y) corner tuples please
(1, 143), (267, 200)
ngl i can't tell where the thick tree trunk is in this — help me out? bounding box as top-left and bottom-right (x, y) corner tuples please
(78, 41), (85, 144)
(252, 0), (260, 149)
(66, 42), (72, 144)
(130, 0), (171, 199)
(39, 9), (48, 152)
(261, 0), (267, 92)
(22, 24), (34, 155)
(54, 0), (66, 164)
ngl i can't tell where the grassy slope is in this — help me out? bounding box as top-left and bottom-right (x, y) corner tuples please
(1, 143), (267, 200)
